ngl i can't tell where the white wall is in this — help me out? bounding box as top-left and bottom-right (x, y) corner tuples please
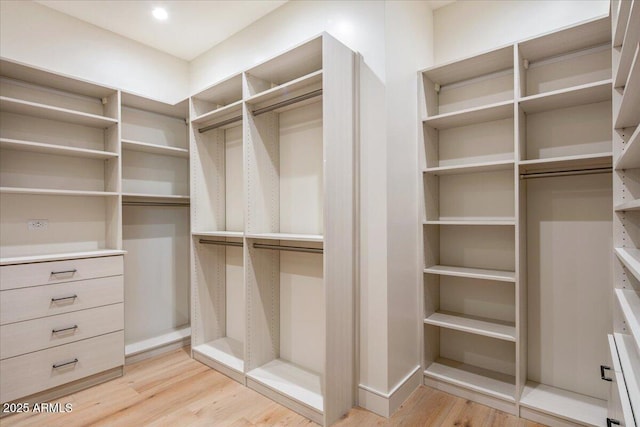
(434, 0), (610, 64)
(0, 1), (189, 103)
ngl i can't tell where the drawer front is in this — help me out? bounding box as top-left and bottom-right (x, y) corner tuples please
(0, 256), (123, 291)
(0, 331), (123, 403)
(1, 304), (123, 359)
(1, 276), (123, 325)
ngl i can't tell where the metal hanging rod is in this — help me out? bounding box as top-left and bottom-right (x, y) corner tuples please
(520, 167), (612, 180)
(252, 89), (323, 116)
(199, 239), (243, 247)
(123, 201), (190, 207)
(198, 115), (243, 133)
(252, 243), (323, 254)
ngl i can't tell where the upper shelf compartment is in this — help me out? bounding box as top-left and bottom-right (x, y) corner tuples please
(421, 45), (514, 118)
(191, 73), (243, 131)
(518, 16), (611, 98)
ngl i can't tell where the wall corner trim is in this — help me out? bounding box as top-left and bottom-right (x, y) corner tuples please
(357, 365), (421, 418)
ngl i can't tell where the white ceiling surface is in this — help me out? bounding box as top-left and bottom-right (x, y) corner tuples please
(35, 0), (288, 61)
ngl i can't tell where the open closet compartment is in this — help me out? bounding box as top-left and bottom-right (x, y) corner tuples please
(243, 34), (355, 426)
(190, 73), (246, 382)
(121, 93), (190, 362)
(0, 59), (123, 263)
(419, 44), (518, 414)
(610, 1), (640, 425)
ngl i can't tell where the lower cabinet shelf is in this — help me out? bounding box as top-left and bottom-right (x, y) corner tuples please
(193, 337), (244, 374)
(424, 312), (516, 342)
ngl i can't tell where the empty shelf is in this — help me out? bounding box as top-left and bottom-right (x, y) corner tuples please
(0, 187), (118, 197)
(424, 358), (515, 401)
(424, 160), (514, 175)
(519, 152), (612, 174)
(192, 231), (244, 238)
(122, 193), (190, 201)
(423, 101), (513, 130)
(122, 139), (189, 158)
(425, 219), (515, 226)
(193, 337), (244, 373)
(613, 333), (640, 420)
(0, 138), (118, 159)
(421, 46), (513, 86)
(423, 265), (516, 282)
(615, 44), (640, 129)
(424, 312), (516, 342)
(520, 381), (607, 427)
(613, 0), (632, 48)
(615, 247), (640, 282)
(246, 70), (323, 108)
(191, 99), (243, 127)
(0, 96), (118, 128)
(613, 3), (640, 88)
(615, 199), (640, 211)
(615, 289), (640, 352)
(616, 125), (640, 170)
(247, 358), (323, 412)
(519, 80), (612, 114)
(245, 233), (323, 243)
(0, 249), (127, 266)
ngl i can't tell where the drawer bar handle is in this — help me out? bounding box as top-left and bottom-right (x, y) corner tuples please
(52, 358), (78, 369)
(51, 269), (77, 275)
(600, 365), (613, 381)
(607, 418), (621, 427)
(51, 295), (77, 302)
(52, 325), (78, 334)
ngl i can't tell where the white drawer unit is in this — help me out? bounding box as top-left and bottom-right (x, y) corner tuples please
(0, 304), (124, 360)
(0, 275), (124, 325)
(0, 255), (123, 291)
(0, 331), (124, 403)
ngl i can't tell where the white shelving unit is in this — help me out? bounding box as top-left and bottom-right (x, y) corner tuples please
(611, 3), (640, 426)
(419, 16), (633, 426)
(120, 92), (191, 362)
(190, 33), (355, 426)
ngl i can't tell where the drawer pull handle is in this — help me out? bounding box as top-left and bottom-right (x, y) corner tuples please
(52, 325), (78, 334)
(52, 358), (78, 369)
(601, 365), (613, 381)
(51, 269), (77, 275)
(607, 418), (621, 427)
(51, 295), (77, 302)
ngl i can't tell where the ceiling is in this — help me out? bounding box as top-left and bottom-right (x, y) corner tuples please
(36, 1), (288, 61)
(36, 0), (455, 62)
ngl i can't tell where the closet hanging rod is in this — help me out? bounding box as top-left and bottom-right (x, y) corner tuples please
(520, 167), (612, 180)
(252, 89), (323, 116)
(198, 115), (243, 133)
(122, 201), (190, 207)
(199, 239), (243, 247)
(252, 243), (323, 254)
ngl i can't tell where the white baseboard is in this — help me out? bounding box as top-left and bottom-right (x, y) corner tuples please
(357, 365), (421, 417)
(125, 326), (191, 365)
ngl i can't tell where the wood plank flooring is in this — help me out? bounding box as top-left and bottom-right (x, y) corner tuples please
(2, 347), (545, 426)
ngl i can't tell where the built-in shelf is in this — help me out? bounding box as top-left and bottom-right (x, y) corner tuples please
(615, 125), (640, 170)
(615, 199), (640, 211)
(191, 99), (243, 128)
(424, 311), (516, 342)
(613, 4), (640, 88)
(0, 249), (127, 266)
(423, 100), (513, 130)
(615, 247), (640, 282)
(0, 96), (117, 129)
(244, 233), (323, 243)
(615, 44), (640, 129)
(0, 187), (118, 197)
(425, 219), (515, 226)
(0, 138), (118, 160)
(192, 231), (244, 238)
(247, 358), (323, 413)
(423, 265), (516, 283)
(122, 193), (190, 201)
(193, 337), (244, 374)
(520, 381), (607, 427)
(125, 326), (191, 356)
(613, 333), (640, 420)
(613, 0), (632, 48)
(245, 70), (323, 109)
(519, 153), (612, 174)
(421, 46), (513, 87)
(424, 160), (514, 176)
(424, 358), (515, 402)
(615, 289), (640, 351)
(519, 80), (612, 114)
(121, 139), (189, 158)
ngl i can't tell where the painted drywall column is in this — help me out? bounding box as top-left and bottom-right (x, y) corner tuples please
(0, 1), (189, 103)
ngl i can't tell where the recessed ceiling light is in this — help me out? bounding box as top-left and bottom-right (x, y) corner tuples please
(152, 7), (168, 21)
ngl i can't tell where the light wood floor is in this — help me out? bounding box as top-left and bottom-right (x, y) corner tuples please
(3, 347), (545, 426)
